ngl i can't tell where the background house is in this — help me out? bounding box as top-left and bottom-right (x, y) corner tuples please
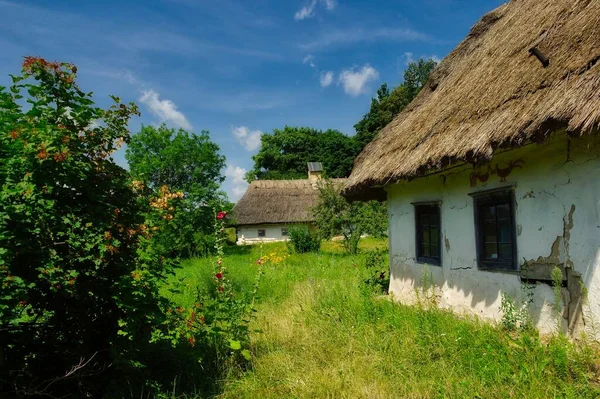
(233, 163), (346, 244)
(343, 0), (600, 337)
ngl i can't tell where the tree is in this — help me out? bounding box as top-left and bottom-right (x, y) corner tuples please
(313, 180), (387, 254)
(354, 58), (437, 150)
(247, 126), (359, 181)
(0, 57), (180, 397)
(126, 125), (226, 257)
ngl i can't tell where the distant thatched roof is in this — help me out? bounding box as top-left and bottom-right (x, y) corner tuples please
(232, 179), (347, 226)
(343, 0), (600, 201)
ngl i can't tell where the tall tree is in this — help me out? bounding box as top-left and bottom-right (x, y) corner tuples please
(126, 124), (226, 256)
(354, 58), (437, 150)
(247, 126), (359, 181)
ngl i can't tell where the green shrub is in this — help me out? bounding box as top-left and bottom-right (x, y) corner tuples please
(288, 226), (321, 253)
(0, 57), (178, 397)
(363, 248), (389, 294)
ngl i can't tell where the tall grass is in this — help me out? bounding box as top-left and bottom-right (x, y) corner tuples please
(164, 239), (600, 398)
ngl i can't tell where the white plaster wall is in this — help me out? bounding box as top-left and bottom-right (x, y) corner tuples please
(237, 224), (309, 244)
(387, 133), (600, 337)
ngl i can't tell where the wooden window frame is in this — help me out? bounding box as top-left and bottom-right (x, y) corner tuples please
(257, 229), (266, 238)
(470, 187), (518, 271)
(413, 201), (442, 266)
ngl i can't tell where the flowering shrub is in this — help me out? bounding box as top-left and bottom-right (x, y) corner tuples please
(152, 210), (263, 374)
(0, 58), (187, 397)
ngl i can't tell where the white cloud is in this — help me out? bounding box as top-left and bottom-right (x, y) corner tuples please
(323, 0), (337, 10)
(303, 54), (316, 68)
(232, 126), (262, 151)
(139, 90), (192, 130)
(320, 71), (334, 87)
(300, 27), (428, 50)
(225, 164), (249, 201)
(403, 52), (414, 66)
(338, 64), (379, 96)
(294, 0), (336, 21)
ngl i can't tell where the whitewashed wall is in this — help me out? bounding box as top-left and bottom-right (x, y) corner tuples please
(237, 224), (309, 244)
(387, 132), (600, 337)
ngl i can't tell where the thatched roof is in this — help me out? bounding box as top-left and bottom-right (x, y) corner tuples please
(343, 0), (600, 201)
(232, 179), (347, 226)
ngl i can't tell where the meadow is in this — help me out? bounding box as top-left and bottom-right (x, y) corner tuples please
(165, 239), (600, 398)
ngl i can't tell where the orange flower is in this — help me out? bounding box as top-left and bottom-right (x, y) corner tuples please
(38, 149), (48, 160)
(9, 130), (19, 140)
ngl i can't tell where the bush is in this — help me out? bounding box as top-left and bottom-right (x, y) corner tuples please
(363, 248), (389, 294)
(288, 227), (321, 253)
(0, 57), (183, 397)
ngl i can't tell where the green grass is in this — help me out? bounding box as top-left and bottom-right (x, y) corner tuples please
(166, 239), (600, 398)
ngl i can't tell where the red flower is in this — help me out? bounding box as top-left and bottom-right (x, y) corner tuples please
(215, 272), (224, 280)
(188, 336), (196, 347)
(216, 211), (227, 220)
(256, 258), (263, 265)
(217, 286), (224, 292)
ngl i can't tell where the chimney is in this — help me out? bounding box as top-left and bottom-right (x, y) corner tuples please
(307, 162), (323, 182)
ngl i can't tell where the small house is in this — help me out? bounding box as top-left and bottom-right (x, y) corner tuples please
(233, 163), (346, 244)
(342, 0), (600, 337)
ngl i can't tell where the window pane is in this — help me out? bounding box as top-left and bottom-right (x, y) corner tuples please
(484, 222), (497, 243)
(430, 209), (439, 227)
(497, 203), (510, 220)
(420, 213), (430, 227)
(430, 227), (439, 245)
(422, 229), (430, 245)
(499, 243), (512, 260)
(430, 243), (439, 259)
(483, 205), (496, 221)
(499, 219), (512, 243)
(485, 243), (498, 260)
(421, 245), (431, 257)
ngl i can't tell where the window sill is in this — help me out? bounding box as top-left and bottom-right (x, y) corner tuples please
(478, 265), (519, 274)
(416, 257), (441, 266)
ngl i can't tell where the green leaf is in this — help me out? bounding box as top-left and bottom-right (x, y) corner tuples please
(241, 349), (252, 361)
(228, 339), (242, 350)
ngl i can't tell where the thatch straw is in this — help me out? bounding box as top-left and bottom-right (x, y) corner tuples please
(232, 179), (347, 226)
(343, 0), (600, 201)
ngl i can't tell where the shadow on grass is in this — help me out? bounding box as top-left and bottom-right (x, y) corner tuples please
(108, 340), (235, 398)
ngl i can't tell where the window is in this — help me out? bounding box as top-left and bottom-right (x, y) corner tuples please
(258, 229), (266, 238)
(414, 203), (441, 265)
(281, 228), (288, 237)
(471, 188), (517, 271)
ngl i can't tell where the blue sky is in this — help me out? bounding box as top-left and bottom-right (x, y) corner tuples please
(0, 0), (504, 201)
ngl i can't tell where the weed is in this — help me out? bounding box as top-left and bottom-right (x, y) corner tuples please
(363, 248), (389, 294)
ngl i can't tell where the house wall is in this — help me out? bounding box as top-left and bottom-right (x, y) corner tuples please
(387, 132), (600, 337)
(237, 224), (310, 244)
